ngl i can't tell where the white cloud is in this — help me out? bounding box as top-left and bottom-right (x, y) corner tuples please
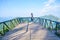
(40, 0), (58, 15)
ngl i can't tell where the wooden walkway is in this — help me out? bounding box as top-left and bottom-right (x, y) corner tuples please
(1, 22), (60, 40)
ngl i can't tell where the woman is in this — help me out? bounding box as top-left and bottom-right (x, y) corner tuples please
(31, 13), (33, 21)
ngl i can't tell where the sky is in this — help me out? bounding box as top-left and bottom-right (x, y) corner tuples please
(0, 0), (60, 17)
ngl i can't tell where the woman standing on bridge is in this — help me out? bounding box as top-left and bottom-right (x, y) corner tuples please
(31, 13), (33, 22)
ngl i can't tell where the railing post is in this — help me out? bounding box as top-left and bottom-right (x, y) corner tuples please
(3, 24), (5, 35)
(10, 20), (15, 27)
(40, 18), (42, 25)
(39, 18), (41, 24)
(38, 18), (40, 24)
(42, 19), (44, 26)
(41, 19), (43, 26)
(18, 18), (20, 24)
(55, 22), (58, 33)
(3, 22), (10, 30)
(49, 20), (53, 31)
(3, 22), (10, 35)
(42, 19), (44, 27)
(44, 19), (47, 28)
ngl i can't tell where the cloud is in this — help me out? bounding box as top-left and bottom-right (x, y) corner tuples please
(45, 0), (56, 6)
(40, 0), (58, 14)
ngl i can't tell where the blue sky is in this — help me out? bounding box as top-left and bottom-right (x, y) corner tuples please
(0, 0), (60, 17)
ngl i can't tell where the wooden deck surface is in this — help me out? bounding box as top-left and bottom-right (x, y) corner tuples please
(2, 22), (60, 40)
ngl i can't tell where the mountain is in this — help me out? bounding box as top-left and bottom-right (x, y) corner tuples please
(41, 15), (60, 22)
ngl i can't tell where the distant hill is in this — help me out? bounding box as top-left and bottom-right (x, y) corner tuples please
(41, 15), (60, 22)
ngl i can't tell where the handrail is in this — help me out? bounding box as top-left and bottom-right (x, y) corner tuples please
(0, 18), (22, 36)
(0, 17), (60, 36)
(39, 18), (60, 35)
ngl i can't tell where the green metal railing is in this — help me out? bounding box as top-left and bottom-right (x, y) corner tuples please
(0, 17), (30, 36)
(0, 18), (21, 36)
(0, 17), (60, 37)
(38, 18), (60, 36)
